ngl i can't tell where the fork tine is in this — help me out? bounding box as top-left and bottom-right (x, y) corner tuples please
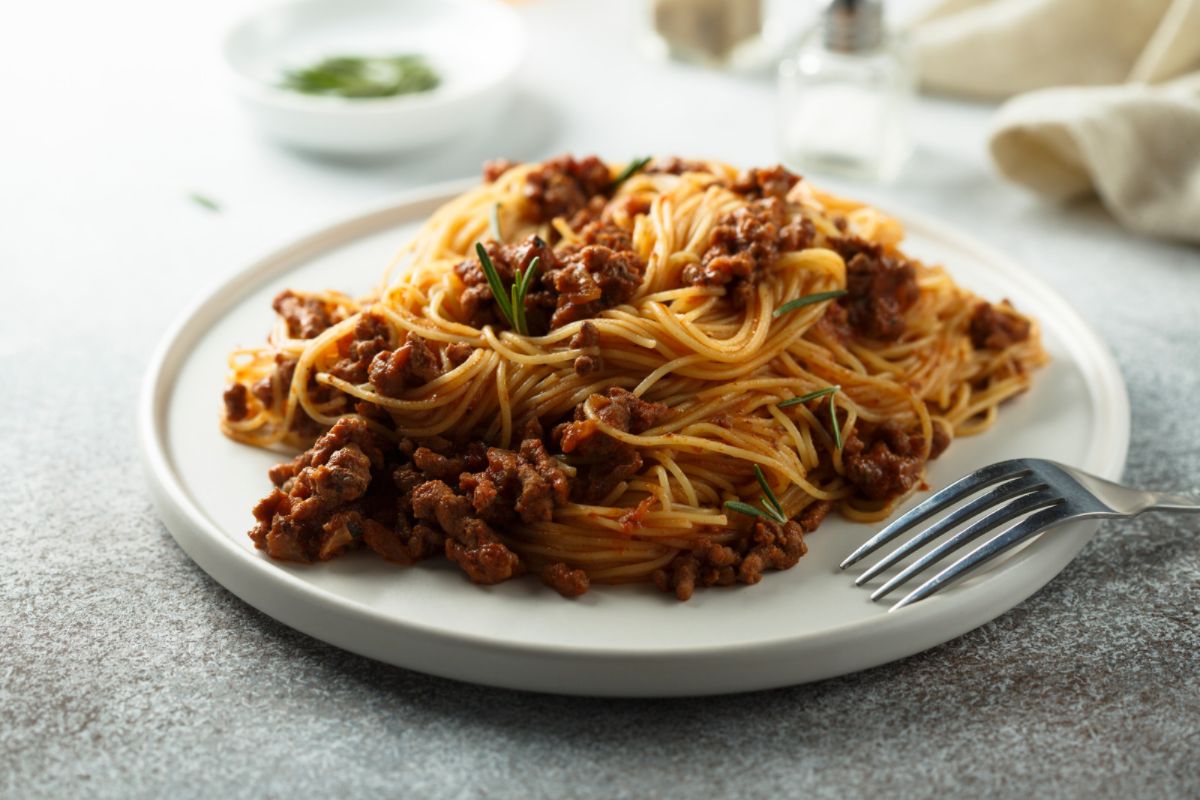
(870, 488), (1062, 600)
(854, 473), (1046, 586)
(889, 505), (1073, 611)
(839, 459), (1032, 569)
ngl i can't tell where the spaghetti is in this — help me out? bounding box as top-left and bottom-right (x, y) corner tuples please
(221, 156), (1047, 599)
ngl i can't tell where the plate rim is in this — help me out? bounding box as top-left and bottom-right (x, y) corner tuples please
(138, 182), (1131, 693)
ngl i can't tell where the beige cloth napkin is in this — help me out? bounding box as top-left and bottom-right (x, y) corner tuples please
(912, 0), (1200, 243)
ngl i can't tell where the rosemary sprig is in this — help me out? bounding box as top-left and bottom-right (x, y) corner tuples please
(489, 202), (503, 241)
(475, 242), (513, 327)
(778, 386), (844, 450)
(776, 386), (839, 408)
(724, 465), (788, 525)
(511, 257), (540, 336)
(474, 242), (538, 336)
(610, 156), (651, 190)
(772, 289), (848, 319)
(755, 463), (786, 520)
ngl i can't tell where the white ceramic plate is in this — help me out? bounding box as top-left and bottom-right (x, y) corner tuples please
(139, 182), (1129, 697)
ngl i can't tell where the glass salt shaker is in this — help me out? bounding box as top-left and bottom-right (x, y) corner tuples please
(777, 0), (914, 182)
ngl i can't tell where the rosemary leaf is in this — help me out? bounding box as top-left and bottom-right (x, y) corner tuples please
(516, 257), (541, 336)
(610, 156), (651, 190)
(777, 385), (844, 451)
(777, 385), (840, 408)
(519, 256), (540, 305)
(510, 275), (521, 336)
(758, 498), (786, 524)
(477, 243), (540, 336)
(772, 289), (848, 319)
(475, 242), (515, 329)
(724, 501), (770, 521)
(753, 465), (785, 521)
(829, 393), (843, 451)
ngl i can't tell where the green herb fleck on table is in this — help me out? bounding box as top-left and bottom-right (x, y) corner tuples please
(724, 465), (790, 525)
(281, 55), (439, 99)
(188, 193), (221, 213)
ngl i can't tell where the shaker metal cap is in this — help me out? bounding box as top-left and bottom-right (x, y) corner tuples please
(823, 0), (884, 52)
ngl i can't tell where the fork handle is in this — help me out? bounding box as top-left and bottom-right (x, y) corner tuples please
(1146, 491), (1200, 513)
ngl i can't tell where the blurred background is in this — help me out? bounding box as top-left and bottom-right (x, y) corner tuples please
(3, 0), (1195, 303)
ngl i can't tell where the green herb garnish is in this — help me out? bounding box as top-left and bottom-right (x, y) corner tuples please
(490, 202), (503, 242)
(610, 156), (652, 190)
(475, 242), (539, 336)
(281, 55), (439, 99)
(188, 192), (221, 213)
(772, 289), (848, 319)
(777, 386), (839, 408)
(778, 386), (843, 450)
(724, 465), (788, 525)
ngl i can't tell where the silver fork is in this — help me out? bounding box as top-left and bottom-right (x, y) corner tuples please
(840, 458), (1200, 612)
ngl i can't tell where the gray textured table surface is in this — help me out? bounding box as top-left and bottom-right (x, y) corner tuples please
(3, 1), (1199, 797)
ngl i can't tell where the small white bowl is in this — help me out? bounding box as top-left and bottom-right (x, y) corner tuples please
(222, 0), (525, 156)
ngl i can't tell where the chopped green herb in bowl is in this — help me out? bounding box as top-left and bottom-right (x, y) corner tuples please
(281, 55), (439, 99)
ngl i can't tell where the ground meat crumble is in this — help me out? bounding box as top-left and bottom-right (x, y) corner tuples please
(842, 420), (927, 502)
(223, 383), (250, 422)
(323, 313), (386, 382)
(684, 197), (815, 308)
(553, 387), (671, 502)
(969, 300), (1031, 350)
(251, 354), (297, 410)
(368, 334), (442, 396)
(455, 233), (644, 332)
(248, 417), (576, 588)
(483, 158), (519, 183)
(522, 154), (612, 223)
(541, 562), (590, 598)
(652, 518), (811, 601)
(272, 290), (340, 339)
(833, 237), (920, 341)
(730, 165), (801, 201)
(250, 417), (385, 562)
